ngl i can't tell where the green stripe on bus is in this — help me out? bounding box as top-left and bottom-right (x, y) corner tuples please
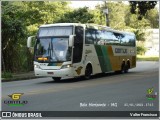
(95, 45), (106, 72)
(95, 45), (112, 72)
(101, 46), (112, 71)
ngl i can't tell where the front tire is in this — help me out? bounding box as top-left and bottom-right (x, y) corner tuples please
(84, 64), (92, 79)
(52, 77), (61, 82)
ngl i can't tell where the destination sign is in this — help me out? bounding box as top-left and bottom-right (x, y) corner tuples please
(115, 48), (127, 54)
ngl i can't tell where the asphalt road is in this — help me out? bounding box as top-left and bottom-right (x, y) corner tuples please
(2, 61), (159, 113)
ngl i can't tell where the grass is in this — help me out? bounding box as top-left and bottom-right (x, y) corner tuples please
(137, 55), (159, 61)
(2, 71), (13, 78)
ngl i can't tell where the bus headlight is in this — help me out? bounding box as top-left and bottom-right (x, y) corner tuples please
(34, 64), (41, 69)
(61, 64), (72, 69)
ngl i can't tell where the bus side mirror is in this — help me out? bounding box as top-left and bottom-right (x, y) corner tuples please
(69, 35), (74, 47)
(27, 36), (35, 48)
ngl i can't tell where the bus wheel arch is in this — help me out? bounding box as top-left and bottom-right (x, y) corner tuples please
(84, 63), (93, 79)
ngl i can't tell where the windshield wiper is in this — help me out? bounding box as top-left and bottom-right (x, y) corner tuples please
(48, 41), (59, 61)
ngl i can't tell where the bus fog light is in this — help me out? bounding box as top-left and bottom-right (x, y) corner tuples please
(61, 64), (72, 69)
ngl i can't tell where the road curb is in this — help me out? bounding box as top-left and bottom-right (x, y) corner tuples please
(2, 76), (44, 82)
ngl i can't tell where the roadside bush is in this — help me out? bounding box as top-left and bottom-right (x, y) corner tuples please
(2, 71), (13, 78)
(137, 46), (146, 55)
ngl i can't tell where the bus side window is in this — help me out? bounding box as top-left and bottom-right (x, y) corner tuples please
(120, 34), (135, 46)
(132, 36), (136, 46)
(118, 34), (124, 44)
(96, 30), (106, 45)
(95, 30), (101, 44)
(112, 32), (121, 45)
(105, 31), (114, 44)
(128, 35), (136, 46)
(85, 29), (95, 44)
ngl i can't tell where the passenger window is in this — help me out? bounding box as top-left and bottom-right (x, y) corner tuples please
(85, 29), (96, 44)
(120, 34), (136, 46)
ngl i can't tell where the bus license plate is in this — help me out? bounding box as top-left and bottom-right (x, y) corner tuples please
(47, 72), (54, 74)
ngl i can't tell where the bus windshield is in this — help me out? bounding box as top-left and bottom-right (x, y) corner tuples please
(35, 37), (72, 62)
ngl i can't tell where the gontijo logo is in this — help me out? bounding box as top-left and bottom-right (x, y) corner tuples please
(4, 93), (28, 106)
(8, 93), (23, 100)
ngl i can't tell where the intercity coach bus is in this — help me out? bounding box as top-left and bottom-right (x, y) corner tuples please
(27, 23), (136, 81)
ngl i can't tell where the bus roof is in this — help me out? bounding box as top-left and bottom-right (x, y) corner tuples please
(86, 24), (111, 29)
(40, 23), (110, 28)
(40, 23), (85, 27)
(39, 23), (135, 36)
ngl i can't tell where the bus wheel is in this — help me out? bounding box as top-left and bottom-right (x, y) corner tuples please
(124, 62), (130, 73)
(124, 64), (129, 73)
(121, 62), (125, 73)
(84, 64), (92, 79)
(52, 77), (61, 82)
(115, 70), (122, 74)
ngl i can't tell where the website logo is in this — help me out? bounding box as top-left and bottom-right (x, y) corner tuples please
(2, 112), (11, 117)
(146, 87), (157, 100)
(4, 93), (28, 106)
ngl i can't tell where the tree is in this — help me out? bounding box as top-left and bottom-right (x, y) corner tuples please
(133, 29), (146, 55)
(90, 5), (106, 25)
(106, 2), (127, 29)
(145, 8), (159, 28)
(125, 11), (151, 29)
(23, 1), (70, 35)
(92, 2), (128, 30)
(129, 1), (157, 20)
(2, 1), (27, 72)
(2, 1), (70, 72)
(56, 7), (94, 23)
(125, 4), (159, 29)
(133, 29), (145, 42)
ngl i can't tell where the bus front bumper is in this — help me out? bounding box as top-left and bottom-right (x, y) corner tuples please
(34, 68), (74, 77)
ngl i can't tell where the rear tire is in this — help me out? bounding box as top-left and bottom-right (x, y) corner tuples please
(121, 62), (125, 73)
(116, 61), (130, 74)
(52, 77), (61, 82)
(84, 64), (92, 79)
(125, 61), (130, 73)
(115, 70), (122, 74)
(124, 64), (129, 73)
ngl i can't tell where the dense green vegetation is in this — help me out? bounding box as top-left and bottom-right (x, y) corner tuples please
(2, 71), (13, 78)
(2, 1), (159, 73)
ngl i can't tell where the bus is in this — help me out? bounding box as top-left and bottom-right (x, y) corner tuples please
(27, 23), (136, 81)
